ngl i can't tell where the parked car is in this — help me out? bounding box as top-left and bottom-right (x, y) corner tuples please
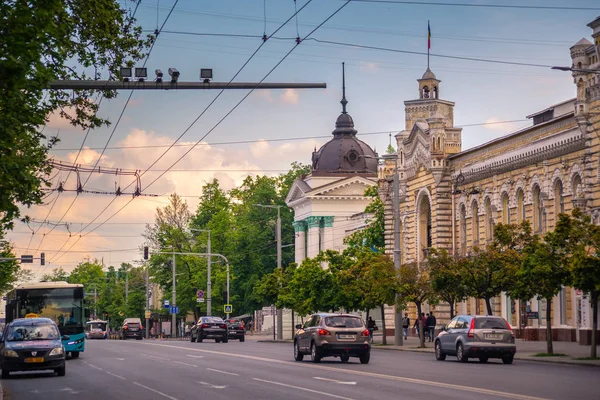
(120, 318), (143, 340)
(0, 317), (66, 378)
(190, 317), (228, 343)
(434, 315), (516, 364)
(227, 321), (245, 342)
(294, 313), (371, 364)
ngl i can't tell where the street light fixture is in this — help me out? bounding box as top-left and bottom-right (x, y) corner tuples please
(168, 68), (180, 83)
(254, 204), (283, 341)
(119, 67), (132, 82)
(551, 66), (600, 74)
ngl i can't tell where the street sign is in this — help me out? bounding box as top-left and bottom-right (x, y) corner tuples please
(170, 306), (179, 314)
(164, 300), (170, 308)
(196, 289), (204, 299)
(526, 311), (539, 319)
(145, 310), (151, 319)
(196, 298), (205, 303)
(20, 255), (33, 263)
(224, 304), (232, 314)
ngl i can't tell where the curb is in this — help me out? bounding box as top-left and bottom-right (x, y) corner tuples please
(256, 340), (600, 367)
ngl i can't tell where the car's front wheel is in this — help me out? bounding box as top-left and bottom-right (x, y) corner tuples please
(240, 336), (245, 342)
(56, 365), (66, 376)
(222, 337), (228, 343)
(310, 342), (321, 363)
(435, 340), (446, 361)
(294, 341), (304, 361)
(359, 352), (370, 364)
(502, 355), (514, 365)
(456, 343), (468, 363)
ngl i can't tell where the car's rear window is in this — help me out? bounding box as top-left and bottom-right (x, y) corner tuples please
(324, 316), (363, 328)
(475, 317), (509, 330)
(203, 317), (223, 323)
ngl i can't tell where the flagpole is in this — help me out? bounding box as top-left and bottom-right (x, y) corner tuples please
(427, 20), (430, 69)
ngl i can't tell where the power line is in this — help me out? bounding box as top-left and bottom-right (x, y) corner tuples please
(47, 0), (322, 264)
(347, 0), (600, 11)
(305, 38), (555, 68)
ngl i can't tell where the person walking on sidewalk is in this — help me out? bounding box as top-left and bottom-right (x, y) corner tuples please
(402, 313), (410, 340)
(367, 317), (377, 342)
(426, 312), (436, 342)
(413, 313), (424, 339)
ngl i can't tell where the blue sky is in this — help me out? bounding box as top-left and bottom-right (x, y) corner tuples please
(10, 0), (600, 274)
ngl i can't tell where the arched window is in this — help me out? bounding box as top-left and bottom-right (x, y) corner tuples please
(532, 185), (543, 233)
(432, 137), (436, 151)
(437, 137), (441, 152)
(502, 193), (510, 224)
(460, 204), (467, 254)
(516, 189), (525, 223)
(418, 195), (432, 261)
(472, 201), (480, 245)
(572, 174), (582, 198)
(554, 180), (564, 219)
(433, 86), (438, 99)
(485, 197), (493, 242)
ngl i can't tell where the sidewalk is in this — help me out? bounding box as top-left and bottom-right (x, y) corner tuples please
(369, 334), (600, 367)
(256, 332), (600, 367)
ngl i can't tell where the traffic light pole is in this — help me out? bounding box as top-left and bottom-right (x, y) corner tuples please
(47, 80), (326, 90)
(145, 262), (150, 339)
(172, 251), (176, 338)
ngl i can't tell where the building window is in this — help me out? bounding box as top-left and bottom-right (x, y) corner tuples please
(516, 189), (525, 223)
(460, 204), (467, 254)
(560, 287), (567, 325)
(532, 185), (543, 233)
(418, 196), (432, 260)
(502, 193), (510, 224)
(485, 198), (493, 242)
(572, 174), (582, 198)
(554, 180), (564, 218)
(472, 201), (480, 245)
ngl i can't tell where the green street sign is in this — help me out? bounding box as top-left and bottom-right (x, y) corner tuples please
(224, 304), (232, 314)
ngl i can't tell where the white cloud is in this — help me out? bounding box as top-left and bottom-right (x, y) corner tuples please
(280, 89), (299, 105)
(359, 61), (379, 72)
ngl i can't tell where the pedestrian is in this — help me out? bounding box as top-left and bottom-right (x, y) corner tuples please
(402, 312), (410, 340)
(185, 324), (191, 338)
(413, 313), (422, 339)
(248, 319), (254, 336)
(421, 313), (428, 341)
(367, 317), (376, 342)
(424, 313), (430, 341)
(427, 312), (437, 342)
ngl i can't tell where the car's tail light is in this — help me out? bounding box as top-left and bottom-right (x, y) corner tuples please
(361, 329), (370, 337)
(503, 318), (515, 338)
(201, 323), (210, 328)
(220, 324), (227, 329)
(467, 318), (475, 338)
(317, 329), (331, 336)
(123, 325), (128, 330)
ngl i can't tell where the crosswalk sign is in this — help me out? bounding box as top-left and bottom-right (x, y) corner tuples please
(224, 304), (232, 314)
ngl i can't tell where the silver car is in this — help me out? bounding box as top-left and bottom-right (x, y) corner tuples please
(435, 315), (516, 364)
(294, 313), (371, 364)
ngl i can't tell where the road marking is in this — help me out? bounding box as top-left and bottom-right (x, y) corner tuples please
(116, 358), (125, 361)
(133, 382), (178, 400)
(83, 361), (103, 372)
(137, 341), (550, 400)
(105, 371), (126, 380)
(141, 353), (168, 361)
(186, 354), (204, 359)
(173, 361), (196, 367)
(206, 368), (239, 376)
(198, 381), (226, 389)
(254, 378), (354, 400)
(314, 377), (357, 385)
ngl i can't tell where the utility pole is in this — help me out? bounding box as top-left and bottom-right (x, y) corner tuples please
(276, 207), (283, 341)
(125, 271), (129, 306)
(145, 263), (150, 339)
(207, 231), (212, 317)
(94, 288), (97, 320)
(390, 155), (403, 347)
(172, 251), (176, 338)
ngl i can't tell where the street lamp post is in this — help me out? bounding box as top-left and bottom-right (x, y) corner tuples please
(551, 66), (600, 74)
(365, 154), (403, 346)
(254, 204), (283, 341)
(191, 229), (212, 316)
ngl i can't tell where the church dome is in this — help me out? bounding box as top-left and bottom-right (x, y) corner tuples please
(421, 68), (437, 80)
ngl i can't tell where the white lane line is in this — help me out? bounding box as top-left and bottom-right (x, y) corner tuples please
(83, 362), (104, 372)
(314, 377), (357, 385)
(186, 355), (204, 359)
(197, 381), (226, 389)
(254, 378), (354, 400)
(206, 368), (239, 376)
(116, 358), (125, 361)
(139, 342), (549, 400)
(105, 371), (126, 380)
(133, 382), (178, 400)
(173, 361), (197, 367)
(141, 353), (167, 361)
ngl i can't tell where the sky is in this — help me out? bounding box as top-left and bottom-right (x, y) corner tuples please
(8, 0), (600, 279)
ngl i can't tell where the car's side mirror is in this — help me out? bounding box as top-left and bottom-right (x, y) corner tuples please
(61, 335), (70, 341)
(295, 324), (302, 330)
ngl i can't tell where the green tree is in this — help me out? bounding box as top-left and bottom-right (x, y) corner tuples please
(0, 0), (150, 231)
(568, 209), (600, 358)
(0, 234), (21, 293)
(344, 185), (385, 250)
(41, 267), (69, 282)
(398, 262), (436, 347)
(428, 249), (468, 319)
(284, 257), (335, 316)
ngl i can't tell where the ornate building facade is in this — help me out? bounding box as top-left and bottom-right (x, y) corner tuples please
(380, 17), (600, 343)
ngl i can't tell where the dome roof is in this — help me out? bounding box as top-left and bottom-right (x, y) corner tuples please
(572, 37), (592, 47)
(421, 68), (437, 80)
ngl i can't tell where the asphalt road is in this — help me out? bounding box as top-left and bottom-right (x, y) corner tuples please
(2, 339), (598, 400)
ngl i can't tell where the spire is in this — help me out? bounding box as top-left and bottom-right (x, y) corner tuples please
(340, 62), (348, 114)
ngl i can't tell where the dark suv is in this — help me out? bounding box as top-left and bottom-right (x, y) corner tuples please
(190, 317), (228, 343)
(227, 320), (245, 342)
(120, 318), (143, 340)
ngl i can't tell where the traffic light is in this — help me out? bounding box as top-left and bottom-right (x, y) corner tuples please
(143, 246), (149, 260)
(40, 252), (45, 266)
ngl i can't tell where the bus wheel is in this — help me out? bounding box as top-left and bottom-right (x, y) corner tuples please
(71, 352), (80, 359)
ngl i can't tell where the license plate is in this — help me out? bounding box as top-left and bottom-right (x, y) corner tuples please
(25, 357), (44, 363)
(485, 334), (502, 340)
(338, 334), (354, 339)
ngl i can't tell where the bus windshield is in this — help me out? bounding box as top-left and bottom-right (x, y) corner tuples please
(15, 288), (84, 335)
(86, 321), (107, 331)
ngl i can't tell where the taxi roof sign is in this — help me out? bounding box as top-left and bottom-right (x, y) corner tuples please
(25, 313), (39, 318)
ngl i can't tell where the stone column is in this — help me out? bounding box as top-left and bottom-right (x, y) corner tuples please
(322, 216), (335, 251)
(305, 216), (322, 258)
(293, 220), (307, 265)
